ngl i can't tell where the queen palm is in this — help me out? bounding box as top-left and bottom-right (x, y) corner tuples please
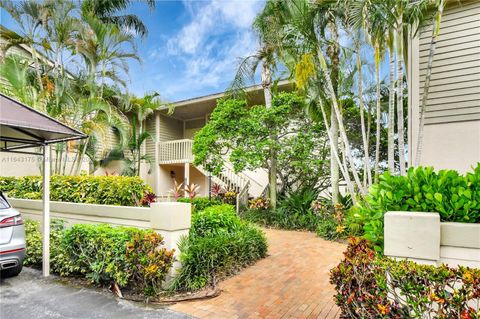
(75, 15), (139, 97)
(257, 0), (368, 200)
(0, 0), (49, 90)
(80, 0), (155, 38)
(230, 14), (280, 208)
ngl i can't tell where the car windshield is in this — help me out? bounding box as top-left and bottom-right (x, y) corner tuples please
(0, 193), (10, 209)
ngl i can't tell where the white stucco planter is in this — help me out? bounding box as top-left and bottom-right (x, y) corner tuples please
(384, 211), (480, 268)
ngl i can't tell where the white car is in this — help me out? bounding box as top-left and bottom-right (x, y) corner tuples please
(0, 191), (25, 277)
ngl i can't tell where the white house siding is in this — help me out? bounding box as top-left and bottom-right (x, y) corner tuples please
(409, 0), (480, 172)
(145, 114), (157, 158)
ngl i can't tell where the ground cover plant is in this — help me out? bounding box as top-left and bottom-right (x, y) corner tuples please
(350, 165), (480, 249)
(170, 204), (267, 292)
(24, 220), (174, 297)
(330, 238), (480, 318)
(0, 175), (153, 206)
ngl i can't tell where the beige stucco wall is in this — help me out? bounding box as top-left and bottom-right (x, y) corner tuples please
(420, 120), (480, 173)
(156, 164), (208, 199)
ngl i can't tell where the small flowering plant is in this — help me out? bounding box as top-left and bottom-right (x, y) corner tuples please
(249, 197), (270, 210)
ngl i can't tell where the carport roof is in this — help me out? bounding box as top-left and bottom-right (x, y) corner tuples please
(0, 93), (86, 152)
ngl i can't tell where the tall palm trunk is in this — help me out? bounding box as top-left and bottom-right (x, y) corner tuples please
(318, 97), (357, 205)
(416, 3), (444, 166)
(355, 37), (372, 187)
(328, 22), (340, 204)
(317, 48), (366, 196)
(396, 21), (406, 175)
(374, 44), (381, 183)
(262, 63), (277, 209)
(388, 48), (396, 173)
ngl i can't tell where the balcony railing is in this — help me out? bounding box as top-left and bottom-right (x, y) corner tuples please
(158, 139), (193, 164)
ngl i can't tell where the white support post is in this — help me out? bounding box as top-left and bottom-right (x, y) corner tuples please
(154, 112), (161, 196)
(42, 144), (51, 277)
(184, 162), (190, 198)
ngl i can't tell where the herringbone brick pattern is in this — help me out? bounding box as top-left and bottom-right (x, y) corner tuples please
(170, 228), (345, 319)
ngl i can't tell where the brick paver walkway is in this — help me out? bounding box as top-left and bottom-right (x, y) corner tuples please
(170, 228), (346, 319)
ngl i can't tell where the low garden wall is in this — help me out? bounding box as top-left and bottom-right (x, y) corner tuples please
(384, 211), (480, 268)
(9, 198), (191, 267)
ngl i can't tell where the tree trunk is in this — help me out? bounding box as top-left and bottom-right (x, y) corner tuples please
(74, 136), (90, 175)
(262, 63), (277, 209)
(355, 38), (372, 187)
(416, 6), (444, 166)
(317, 48), (366, 196)
(374, 45), (381, 183)
(388, 49), (396, 173)
(328, 22), (340, 204)
(396, 18), (406, 175)
(318, 97), (357, 205)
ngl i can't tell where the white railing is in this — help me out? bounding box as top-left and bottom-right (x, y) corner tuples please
(158, 139), (193, 164)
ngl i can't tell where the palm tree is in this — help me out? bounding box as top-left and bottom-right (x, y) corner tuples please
(80, 0), (155, 38)
(0, 54), (43, 108)
(0, 0), (49, 90)
(230, 21), (279, 208)
(257, 0), (368, 200)
(75, 15), (139, 96)
(415, 0), (445, 165)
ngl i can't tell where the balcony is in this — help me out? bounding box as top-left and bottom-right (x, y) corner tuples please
(158, 139), (193, 164)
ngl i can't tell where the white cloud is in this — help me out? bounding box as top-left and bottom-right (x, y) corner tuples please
(161, 0), (263, 99)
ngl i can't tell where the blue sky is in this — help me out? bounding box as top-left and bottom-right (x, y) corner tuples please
(127, 0), (264, 102)
(0, 0), (264, 102)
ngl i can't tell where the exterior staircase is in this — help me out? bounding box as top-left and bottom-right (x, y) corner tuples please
(158, 139), (263, 210)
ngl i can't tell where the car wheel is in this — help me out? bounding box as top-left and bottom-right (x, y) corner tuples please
(1, 263), (23, 278)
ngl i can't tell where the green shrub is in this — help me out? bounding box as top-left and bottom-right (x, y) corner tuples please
(0, 175), (152, 206)
(243, 188), (322, 231)
(316, 216), (341, 240)
(24, 219), (65, 266)
(171, 204), (267, 292)
(177, 197), (222, 213)
(190, 204), (240, 237)
(0, 176), (16, 193)
(330, 238), (480, 318)
(126, 232), (175, 296)
(23, 220), (174, 296)
(352, 166), (480, 249)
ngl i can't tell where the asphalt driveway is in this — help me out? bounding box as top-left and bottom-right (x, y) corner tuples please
(0, 267), (193, 319)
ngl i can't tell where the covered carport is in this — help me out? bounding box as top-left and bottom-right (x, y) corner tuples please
(0, 93), (86, 276)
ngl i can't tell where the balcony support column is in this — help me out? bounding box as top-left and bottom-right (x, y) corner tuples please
(184, 162), (190, 198)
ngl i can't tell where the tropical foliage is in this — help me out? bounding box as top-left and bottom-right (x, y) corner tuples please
(193, 92), (330, 197)
(170, 204), (268, 292)
(349, 165), (480, 249)
(0, 0), (159, 176)
(330, 238), (480, 318)
(240, 0), (442, 204)
(0, 175), (152, 206)
(25, 220), (174, 297)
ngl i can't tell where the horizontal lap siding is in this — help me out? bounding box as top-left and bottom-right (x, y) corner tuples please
(145, 115), (156, 157)
(159, 114), (183, 141)
(419, 1), (480, 124)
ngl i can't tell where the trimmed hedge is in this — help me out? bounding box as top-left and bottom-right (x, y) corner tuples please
(177, 197), (223, 213)
(330, 238), (480, 318)
(24, 220), (174, 296)
(0, 175), (152, 206)
(171, 204), (268, 292)
(351, 166), (480, 248)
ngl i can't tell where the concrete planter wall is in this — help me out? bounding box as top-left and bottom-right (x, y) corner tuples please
(8, 198), (191, 270)
(384, 211), (480, 268)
